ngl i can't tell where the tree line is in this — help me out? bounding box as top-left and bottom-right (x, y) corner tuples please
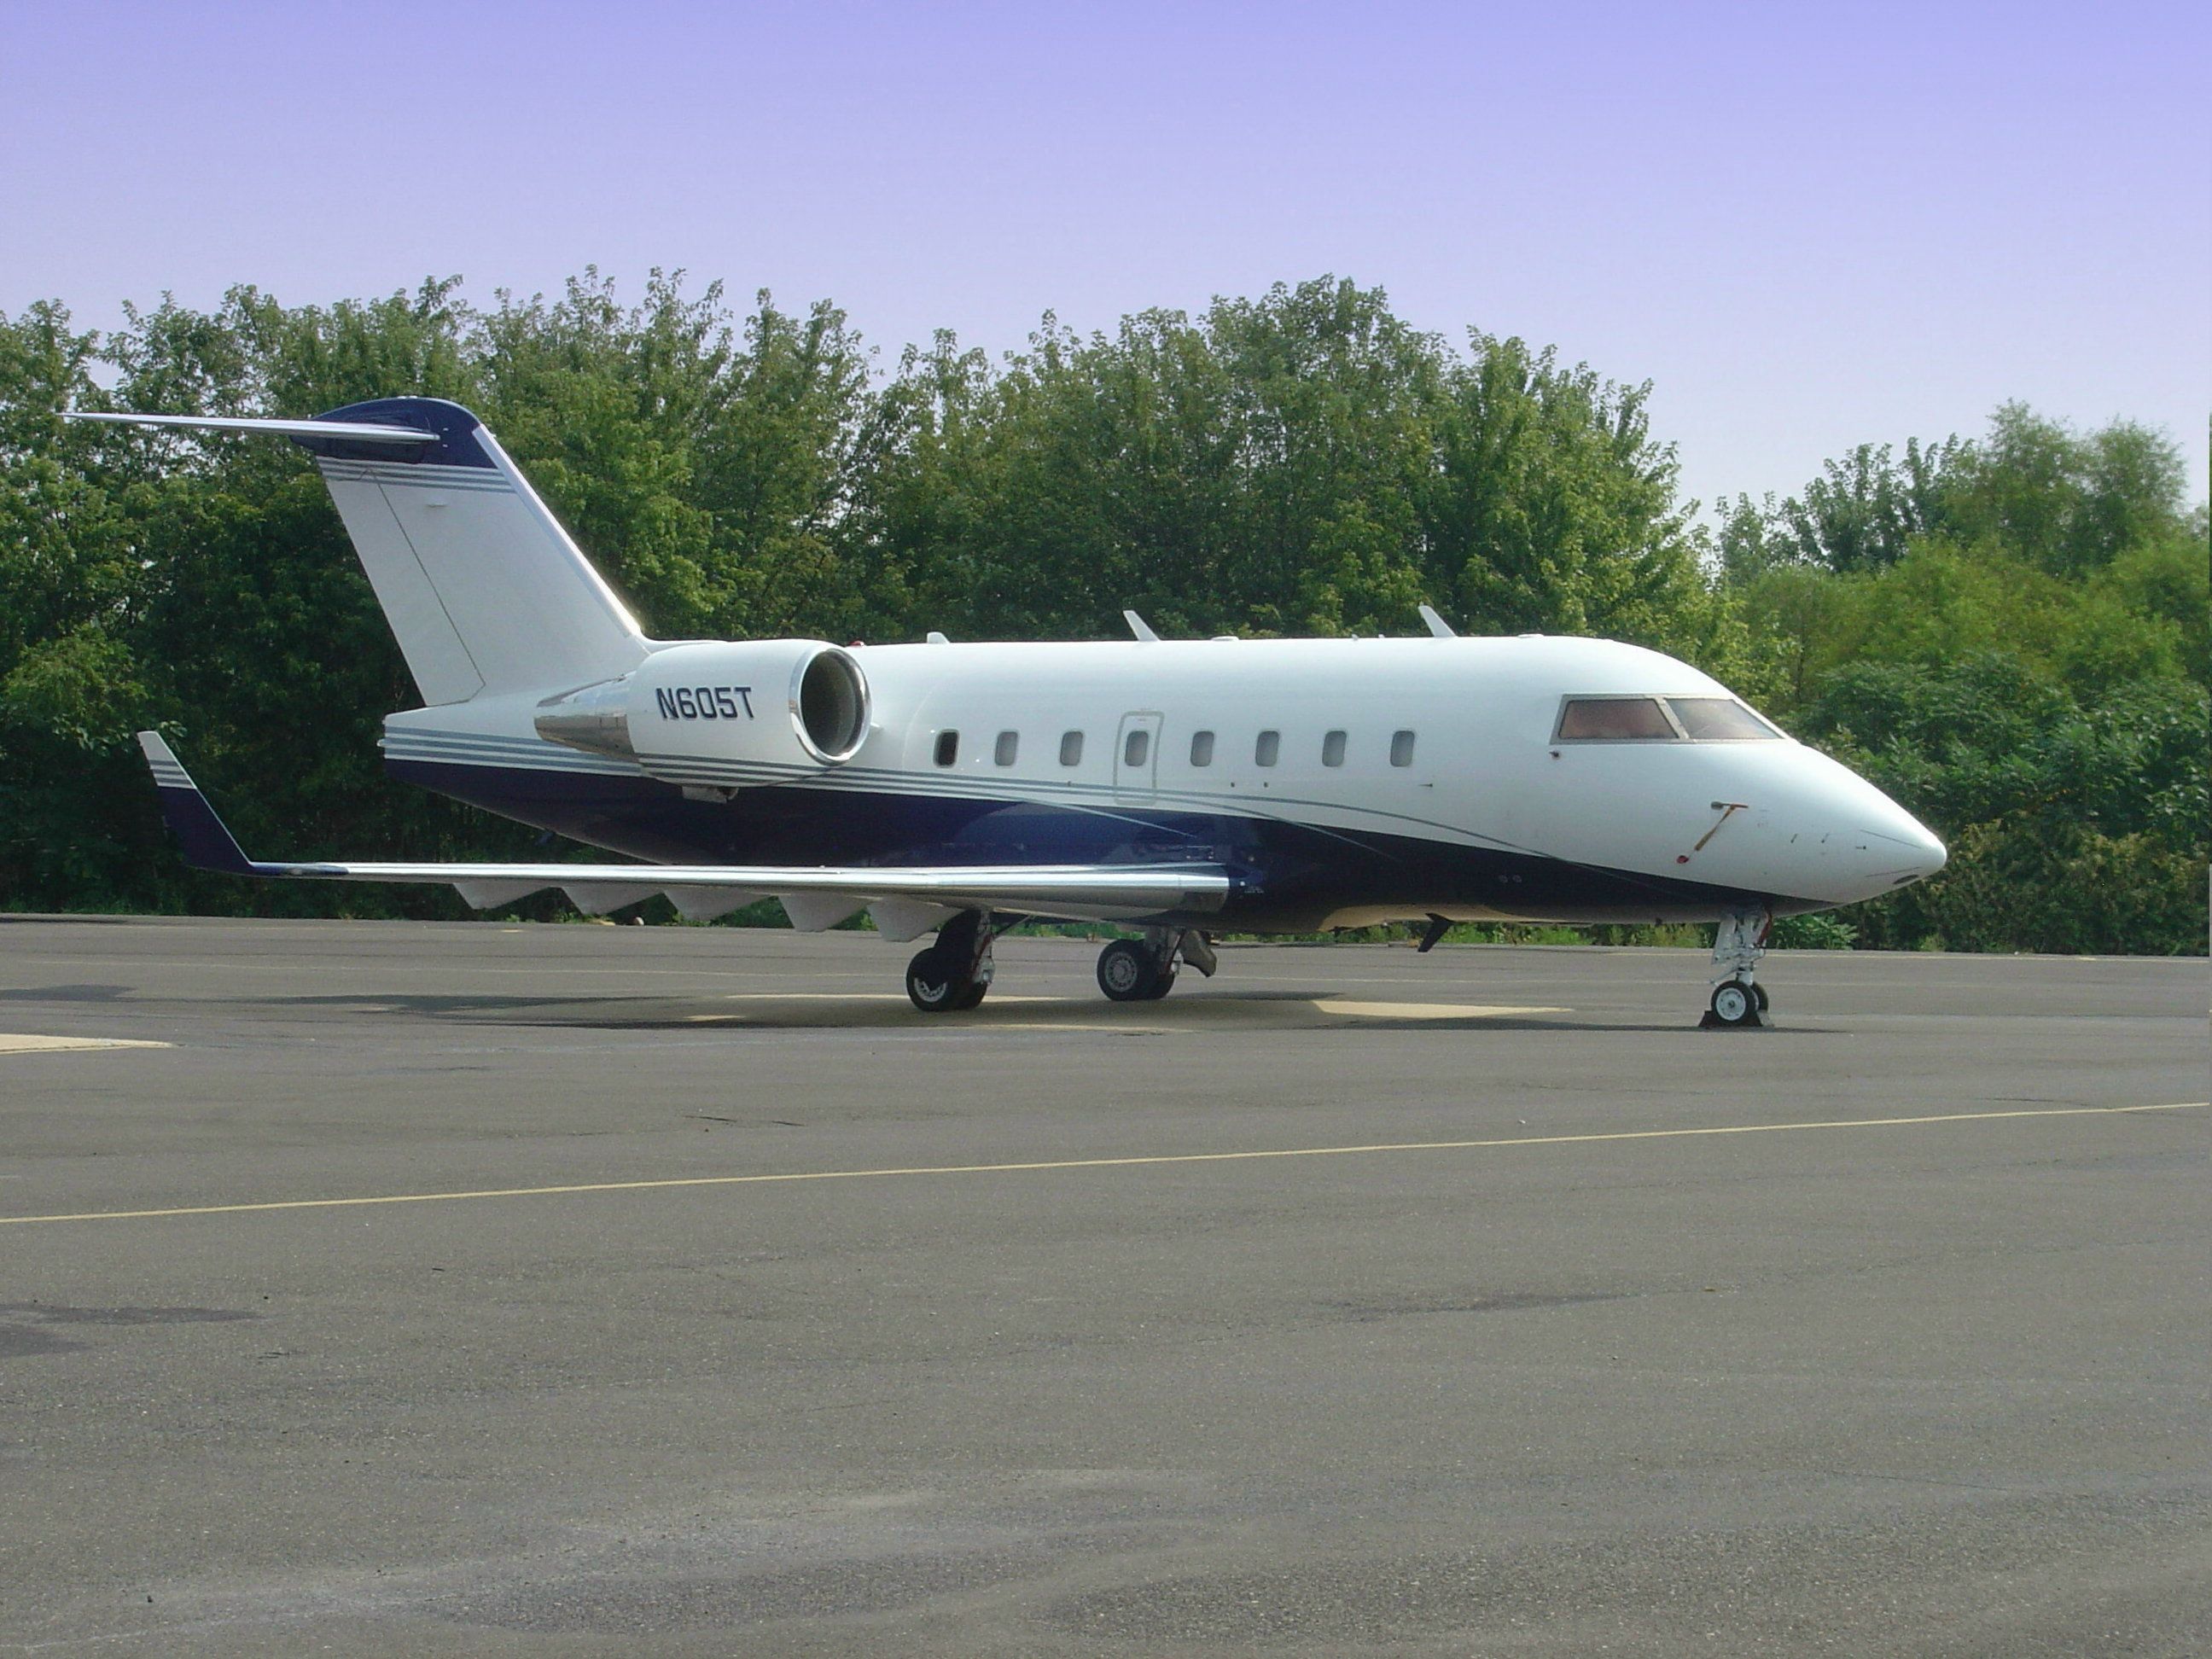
(1, 273), (2203, 952)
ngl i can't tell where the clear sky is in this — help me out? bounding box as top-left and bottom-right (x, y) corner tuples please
(4, 0), (2205, 515)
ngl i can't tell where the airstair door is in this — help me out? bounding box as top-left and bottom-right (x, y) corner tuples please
(1113, 711), (1163, 802)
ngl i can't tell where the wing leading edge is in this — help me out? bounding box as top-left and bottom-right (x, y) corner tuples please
(137, 733), (1231, 932)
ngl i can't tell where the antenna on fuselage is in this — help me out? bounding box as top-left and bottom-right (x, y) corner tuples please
(1417, 604), (1458, 638)
(925, 631), (951, 645)
(1123, 610), (1160, 643)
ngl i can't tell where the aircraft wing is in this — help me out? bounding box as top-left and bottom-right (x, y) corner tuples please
(137, 734), (1231, 933)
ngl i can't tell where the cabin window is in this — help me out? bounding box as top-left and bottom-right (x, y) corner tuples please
(1390, 730), (1416, 766)
(1190, 730), (1215, 766)
(1059, 731), (1084, 766)
(934, 730), (960, 766)
(994, 731), (1019, 765)
(1123, 729), (1150, 766)
(1666, 697), (1783, 740)
(1553, 697), (1678, 742)
(1254, 730), (1280, 767)
(1321, 730), (1347, 767)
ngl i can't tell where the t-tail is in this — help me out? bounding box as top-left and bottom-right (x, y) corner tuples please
(70, 399), (649, 705)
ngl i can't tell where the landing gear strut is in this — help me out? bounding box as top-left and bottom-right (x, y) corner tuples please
(906, 909), (995, 1013)
(1701, 908), (1773, 1029)
(1097, 928), (1215, 1003)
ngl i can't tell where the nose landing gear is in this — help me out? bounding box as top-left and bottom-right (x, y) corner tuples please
(1701, 908), (1773, 1029)
(905, 909), (996, 1012)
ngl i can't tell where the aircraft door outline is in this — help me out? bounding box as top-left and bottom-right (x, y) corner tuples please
(1114, 711), (1164, 801)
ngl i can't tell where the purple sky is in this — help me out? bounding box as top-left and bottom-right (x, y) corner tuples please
(5, 1), (2205, 515)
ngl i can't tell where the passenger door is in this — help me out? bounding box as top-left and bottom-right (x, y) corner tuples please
(1113, 711), (1163, 802)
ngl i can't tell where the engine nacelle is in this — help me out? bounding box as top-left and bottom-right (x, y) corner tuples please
(534, 639), (871, 777)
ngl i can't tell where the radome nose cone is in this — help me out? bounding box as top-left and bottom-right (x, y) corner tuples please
(1915, 824), (1947, 877)
(1864, 811), (1947, 888)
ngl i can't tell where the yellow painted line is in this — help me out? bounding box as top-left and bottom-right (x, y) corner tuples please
(1, 1103), (2198, 1228)
(0, 1033), (171, 1055)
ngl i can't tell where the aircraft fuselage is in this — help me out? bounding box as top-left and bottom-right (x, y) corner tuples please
(383, 633), (1943, 933)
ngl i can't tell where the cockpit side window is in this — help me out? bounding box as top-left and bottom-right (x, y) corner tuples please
(1667, 697), (1783, 740)
(1554, 696), (1679, 742)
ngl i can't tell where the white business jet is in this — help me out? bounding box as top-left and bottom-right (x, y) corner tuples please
(78, 399), (1945, 1027)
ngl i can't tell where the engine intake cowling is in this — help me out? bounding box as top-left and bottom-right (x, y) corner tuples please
(534, 640), (871, 777)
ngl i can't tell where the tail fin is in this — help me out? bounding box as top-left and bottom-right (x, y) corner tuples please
(73, 399), (651, 705)
(304, 399), (649, 704)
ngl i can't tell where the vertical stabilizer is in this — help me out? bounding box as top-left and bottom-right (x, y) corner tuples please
(300, 399), (649, 704)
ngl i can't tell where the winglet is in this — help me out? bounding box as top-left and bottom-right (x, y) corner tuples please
(137, 732), (256, 875)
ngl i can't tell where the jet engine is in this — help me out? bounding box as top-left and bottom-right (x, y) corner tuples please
(533, 639), (871, 776)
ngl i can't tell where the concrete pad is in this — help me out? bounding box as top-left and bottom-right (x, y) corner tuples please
(0, 917), (2203, 1656)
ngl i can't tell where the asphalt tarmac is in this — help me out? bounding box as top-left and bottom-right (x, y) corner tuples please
(0, 917), (2204, 1656)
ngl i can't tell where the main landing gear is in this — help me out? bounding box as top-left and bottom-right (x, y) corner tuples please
(905, 909), (995, 1013)
(905, 918), (1220, 1014)
(1097, 928), (1216, 1003)
(1701, 907), (1773, 1029)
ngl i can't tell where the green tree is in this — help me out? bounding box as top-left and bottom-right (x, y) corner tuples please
(3, 276), (2200, 954)
(1945, 403), (2186, 578)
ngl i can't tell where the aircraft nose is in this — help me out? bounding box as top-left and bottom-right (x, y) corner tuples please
(1818, 760), (1949, 895)
(1860, 809), (1947, 889)
(1720, 748), (1949, 905)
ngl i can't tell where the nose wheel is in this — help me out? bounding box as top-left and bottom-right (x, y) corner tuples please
(1706, 979), (1767, 1027)
(1700, 909), (1773, 1029)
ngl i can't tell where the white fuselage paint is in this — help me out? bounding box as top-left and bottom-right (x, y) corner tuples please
(386, 632), (1946, 924)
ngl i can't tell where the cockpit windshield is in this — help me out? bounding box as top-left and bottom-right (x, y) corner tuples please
(1553, 696), (1784, 742)
(1555, 696), (1677, 740)
(1665, 697), (1782, 740)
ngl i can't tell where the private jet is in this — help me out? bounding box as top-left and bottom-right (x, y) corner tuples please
(78, 398), (1947, 1027)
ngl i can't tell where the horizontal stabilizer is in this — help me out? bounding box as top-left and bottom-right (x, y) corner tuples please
(137, 734), (1232, 924)
(68, 410), (439, 449)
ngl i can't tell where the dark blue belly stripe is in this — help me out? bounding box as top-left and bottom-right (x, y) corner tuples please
(385, 757), (1809, 928)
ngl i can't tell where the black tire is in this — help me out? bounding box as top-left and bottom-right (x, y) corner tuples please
(1708, 981), (1757, 1027)
(906, 946), (969, 1013)
(1140, 963), (1178, 1000)
(1097, 939), (1159, 1002)
(1753, 982), (1771, 1013)
(954, 979), (989, 1010)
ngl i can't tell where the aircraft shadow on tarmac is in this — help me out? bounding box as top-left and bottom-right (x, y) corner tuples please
(0, 982), (132, 1003)
(1, 980), (1841, 1035)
